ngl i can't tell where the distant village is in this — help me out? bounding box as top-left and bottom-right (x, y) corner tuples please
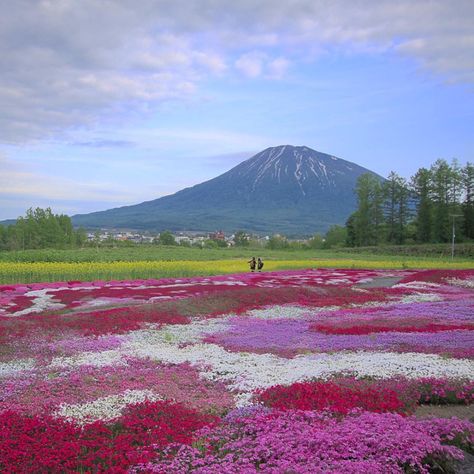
(86, 230), (272, 247)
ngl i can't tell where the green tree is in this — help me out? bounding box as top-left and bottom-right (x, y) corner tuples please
(308, 233), (324, 249)
(0, 225), (6, 250)
(233, 231), (249, 247)
(157, 230), (176, 246)
(203, 239), (218, 249)
(431, 160), (451, 242)
(323, 225), (347, 249)
(58, 214), (75, 245)
(462, 162), (474, 240)
(353, 173), (384, 246)
(0, 207), (81, 250)
(93, 230), (101, 249)
(430, 159), (462, 242)
(383, 172), (410, 244)
(411, 168), (432, 243)
(266, 234), (289, 249)
(75, 227), (87, 247)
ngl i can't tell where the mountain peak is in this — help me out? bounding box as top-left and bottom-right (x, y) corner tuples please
(73, 145), (380, 236)
(228, 144), (349, 194)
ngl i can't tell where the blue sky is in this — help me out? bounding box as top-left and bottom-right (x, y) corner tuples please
(1, 1), (473, 220)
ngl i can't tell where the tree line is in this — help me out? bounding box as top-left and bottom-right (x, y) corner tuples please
(2, 158), (472, 253)
(346, 159), (474, 246)
(0, 208), (87, 250)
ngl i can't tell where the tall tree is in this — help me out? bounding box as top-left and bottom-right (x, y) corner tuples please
(353, 173), (384, 246)
(323, 225), (347, 248)
(1, 208), (83, 250)
(430, 159), (452, 242)
(411, 168), (432, 243)
(383, 172), (410, 244)
(462, 162), (474, 240)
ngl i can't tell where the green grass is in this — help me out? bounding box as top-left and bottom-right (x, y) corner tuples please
(0, 245), (472, 263)
(0, 245), (472, 284)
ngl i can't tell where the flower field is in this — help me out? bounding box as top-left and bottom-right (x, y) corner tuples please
(1, 257), (473, 284)
(1, 268), (473, 473)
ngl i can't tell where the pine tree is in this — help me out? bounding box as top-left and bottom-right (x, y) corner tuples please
(430, 160), (452, 242)
(411, 168), (432, 243)
(353, 173), (384, 246)
(462, 162), (474, 240)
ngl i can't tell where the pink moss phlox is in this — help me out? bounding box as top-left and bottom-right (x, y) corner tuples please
(135, 410), (473, 473)
(0, 360), (234, 416)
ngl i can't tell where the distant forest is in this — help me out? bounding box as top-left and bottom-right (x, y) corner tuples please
(345, 159), (474, 247)
(0, 208), (87, 251)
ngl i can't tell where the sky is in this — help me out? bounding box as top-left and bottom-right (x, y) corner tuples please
(1, 0), (473, 220)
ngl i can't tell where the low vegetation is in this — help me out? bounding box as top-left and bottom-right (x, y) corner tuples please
(1, 256), (472, 284)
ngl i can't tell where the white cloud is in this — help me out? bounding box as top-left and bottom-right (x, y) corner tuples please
(267, 57), (290, 79)
(235, 52), (265, 78)
(235, 53), (290, 79)
(0, 0), (472, 143)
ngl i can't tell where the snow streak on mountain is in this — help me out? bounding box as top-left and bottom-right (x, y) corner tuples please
(73, 145), (381, 236)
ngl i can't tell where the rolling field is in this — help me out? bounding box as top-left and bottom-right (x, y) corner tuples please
(0, 246), (472, 284)
(1, 268), (473, 472)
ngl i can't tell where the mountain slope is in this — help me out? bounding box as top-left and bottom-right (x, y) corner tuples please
(72, 145), (382, 235)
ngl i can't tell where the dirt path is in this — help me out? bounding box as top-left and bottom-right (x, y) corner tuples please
(355, 276), (405, 288)
(415, 405), (474, 474)
(415, 404), (474, 421)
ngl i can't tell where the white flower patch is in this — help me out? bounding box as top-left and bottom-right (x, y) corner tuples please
(83, 297), (129, 307)
(40, 303), (474, 408)
(134, 280), (247, 290)
(326, 278), (352, 285)
(10, 288), (66, 316)
(55, 389), (163, 424)
(447, 278), (474, 289)
(246, 305), (339, 320)
(212, 281), (247, 286)
(397, 292), (443, 304)
(123, 328), (474, 406)
(128, 315), (232, 346)
(35, 285), (474, 411)
(393, 281), (441, 290)
(49, 349), (126, 370)
(0, 358), (36, 378)
(7, 285), (100, 316)
(46, 316), (233, 371)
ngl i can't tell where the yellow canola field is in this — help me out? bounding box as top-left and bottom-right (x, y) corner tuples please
(0, 259), (472, 284)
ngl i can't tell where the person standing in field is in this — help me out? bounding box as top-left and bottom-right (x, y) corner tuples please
(248, 257), (256, 272)
(257, 257), (264, 272)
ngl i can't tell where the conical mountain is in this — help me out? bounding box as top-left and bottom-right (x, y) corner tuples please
(72, 145), (381, 236)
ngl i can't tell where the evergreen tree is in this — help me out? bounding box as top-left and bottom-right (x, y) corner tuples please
(383, 172), (409, 244)
(353, 173), (384, 246)
(430, 159), (452, 242)
(384, 172), (398, 243)
(411, 168), (432, 243)
(462, 162), (474, 240)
